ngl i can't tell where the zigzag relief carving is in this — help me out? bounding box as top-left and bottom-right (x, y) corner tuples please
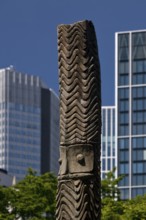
(56, 179), (100, 220)
(56, 20), (101, 220)
(58, 20), (101, 144)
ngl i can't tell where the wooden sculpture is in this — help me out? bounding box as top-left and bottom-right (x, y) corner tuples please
(56, 20), (101, 220)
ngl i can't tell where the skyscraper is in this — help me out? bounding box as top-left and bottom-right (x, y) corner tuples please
(115, 30), (146, 199)
(0, 66), (59, 180)
(41, 87), (59, 175)
(101, 106), (116, 179)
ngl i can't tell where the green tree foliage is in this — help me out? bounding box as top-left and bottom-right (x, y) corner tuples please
(0, 169), (57, 220)
(102, 195), (146, 220)
(101, 168), (125, 220)
(123, 194), (146, 220)
(0, 185), (15, 220)
(1, 168), (146, 219)
(101, 169), (146, 220)
(102, 198), (124, 220)
(101, 167), (124, 200)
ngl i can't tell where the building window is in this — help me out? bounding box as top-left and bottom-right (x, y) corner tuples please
(133, 112), (143, 123)
(132, 188), (146, 198)
(119, 163), (129, 174)
(132, 87), (146, 98)
(112, 158), (115, 168)
(119, 100), (129, 112)
(118, 34), (129, 60)
(107, 144), (111, 156)
(119, 138), (129, 149)
(119, 62), (129, 74)
(133, 162), (143, 174)
(102, 159), (106, 171)
(119, 175), (129, 186)
(119, 88), (129, 99)
(108, 159), (111, 170)
(132, 175), (143, 185)
(119, 150), (129, 162)
(119, 112), (129, 123)
(120, 188), (129, 200)
(132, 137), (146, 149)
(102, 142), (106, 156)
(112, 144), (115, 156)
(132, 123), (146, 135)
(119, 74), (129, 86)
(119, 124), (129, 136)
(133, 150), (143, 161)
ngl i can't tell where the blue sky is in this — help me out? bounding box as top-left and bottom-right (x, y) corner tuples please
(0, 1), (146, 105)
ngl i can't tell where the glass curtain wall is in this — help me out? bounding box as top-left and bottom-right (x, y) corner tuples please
(117, 31), (146, 199)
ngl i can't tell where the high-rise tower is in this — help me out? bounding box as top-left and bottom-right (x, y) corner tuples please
(0, 66), (59, 180)
(101, 106), (116, 179)
(116, 30), (146, 199)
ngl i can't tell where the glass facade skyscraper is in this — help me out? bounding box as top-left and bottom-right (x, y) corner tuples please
(101, 106), (116, 179)
(0, 66), (59, 180)
(116, 30), (146, 199)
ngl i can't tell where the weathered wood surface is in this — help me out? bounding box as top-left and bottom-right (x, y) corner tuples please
(56, 20), (101, 220)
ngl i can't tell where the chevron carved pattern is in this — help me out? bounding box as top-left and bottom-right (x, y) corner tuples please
(56, 20), (101, 220)
(56, 178), (100, 220)
(58, 20), (101, 144)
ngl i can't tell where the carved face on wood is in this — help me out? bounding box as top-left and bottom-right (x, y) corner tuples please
(59, 145), (94, 175)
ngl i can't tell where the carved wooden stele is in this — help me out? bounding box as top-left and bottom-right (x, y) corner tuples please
(56, 20), (101, 220)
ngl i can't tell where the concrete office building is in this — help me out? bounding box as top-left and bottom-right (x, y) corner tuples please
(115, 30), (146, 199)
(101, 106), (116, 179)
(0, 66), (59, 180)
